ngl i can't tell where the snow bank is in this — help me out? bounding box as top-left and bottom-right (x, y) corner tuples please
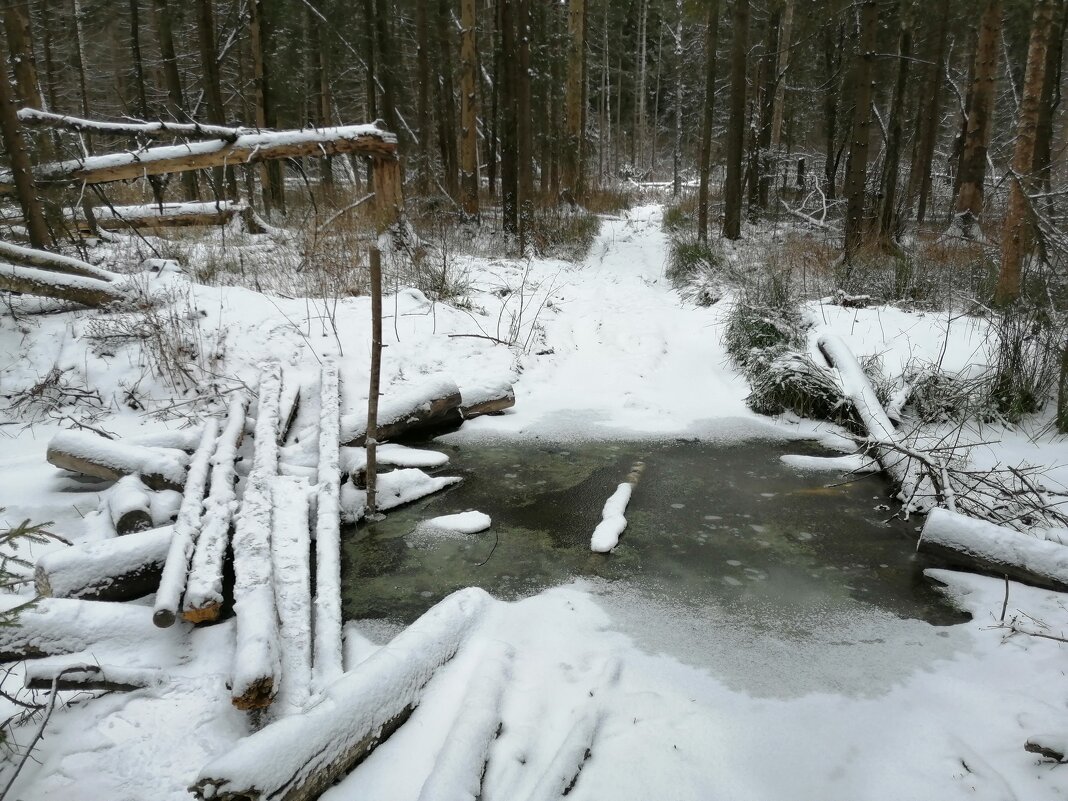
(591, 484), (633, 553)
(194, 588), (490, 801)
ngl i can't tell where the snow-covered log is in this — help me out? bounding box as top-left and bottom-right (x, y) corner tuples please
(35, 525), (172, 601)
(47, 430), (188, 491)
(0, 239), (119, 281)
(24, 661), (166, 692)
(0, 124), (397, 196)
(183, 395), (248, 623)
(230, 364), (283, 710)
(0, 597), (188, 662)
(416, 643), (512, 801)
(192, 588), (490, 801)
(314, 361), (343, 690)
(106, 475), (154, 534)
(153, 419), (219, 628)
(591, 461), (645, 553)
(918, 508), (1068, 591)
(341, 377), (462, 446)
(0, 262), (124, 307)
(459, 381), (516, 418)
(278, 373), (302, 445)
(76, 201), (248, 231)
(17, 107), (254, 141)
(270, 476), (313, 713)
(817, 332), (932, 512)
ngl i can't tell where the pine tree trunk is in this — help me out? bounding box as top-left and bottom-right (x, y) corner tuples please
(672, 0), (683, 198)
(697, 0), (720, 242)
(499, 0), (518, 232)
(153, 0), (198, 200)
(1032, 0), (1066, 204)
(843, 0), (878, 262)
(821, 21), (842, 200)
(250, 0), (283, 215)
(3, 2), (43, 109)
(415, 0), (432, 194)
(752, 6), (780, 211)
(375, 1), (399, 136)
(561, 0), (585, 197)
(769, 0), (794, 153)
(876, 6), (912, 247)
(996, 0), (1054, 305)
(517, 0), (533, 245)
(722, 0), (748, 240)
(197, 0), (235, 199)
(906, 0), (948, 224)
(459, 0), (480, 217)
(0, 32), (49, 249)
(435, 0), (459, 198)
(954, 0), (1003, 235)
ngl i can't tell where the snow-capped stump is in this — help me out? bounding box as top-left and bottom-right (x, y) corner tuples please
(24, 661), (166, 692)
(182, 394), (249, 623)
(192, 588), (490, 801)
(918, 508), (1068, 592)
(341, 376), (463, 446)
(105, 475), (154, 535)
(153, 419), (220, 628)
(0, 597), (189, 662)
(314, 361), (344, 691)
(47, 430), (189, 492)
(35, 525), (172, 602)
(269, 475), (313, 713)
(459, 380), (516, 418)
(416, 642), (512, 801)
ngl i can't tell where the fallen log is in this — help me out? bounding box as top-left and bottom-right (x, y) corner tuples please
(0, 262), (125, 307)
(230, 364), (283, 710)
(269, 476), (312, 713)
(341, 376), (463, 446)
(192, 588), (490, 801)
(0, 124), (397, 196)
(76, 201), (246, 231)
(47, 430), (188, 491)
(0, 597), (187, 662)
(24, 661), (166, 692)
(0, 239), (118, 281)
(918, 507), (1068, 592)
(460, 381), (516, 418)
(35, 525), (172, 601)
(183, 395), (248, 623)
(106, 475), (154, 534)
(153, 419), (219, 628)
(313, 361), (343, 690)
(817, 332), (933, 513)
(17, 107), (254, 141)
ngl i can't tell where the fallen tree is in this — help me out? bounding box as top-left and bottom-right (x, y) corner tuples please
(341, 377), (463, 446)
(460, 381), (516, 418)
(24, 661), (165, 692)
(0, 239), (118, 281)
(192, 588), (489, 801)
(47, 430), (188, 491)
(313, 362), (343, 691)
(0, 124), (398, 196)
(269, 475), (313, 713)
(35, 525), (172, 601)
(16, 107), (255, 142)
(0, 262), (125, 308)
(106, 475), (154, 534)
(918, 507), (1068, 592)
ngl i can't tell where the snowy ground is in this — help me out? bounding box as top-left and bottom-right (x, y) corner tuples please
(2, 206), (1068, 800)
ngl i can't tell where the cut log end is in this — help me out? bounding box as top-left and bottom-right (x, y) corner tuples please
(153, 608), (177, 629)
(461, 388), (516, 419)
(114, 509), (152, 535)
(231, 677), (276, 711)
(181, 603), (221, 624)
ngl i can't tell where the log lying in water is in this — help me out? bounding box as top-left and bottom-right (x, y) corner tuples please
(917, 507), (1068, 592)
(47, 430), (188, 491)
(192, 588), (490, 801)
(24, 661), (166, 692)
(106, 475), (154, 534)
(459, 381), (516, 418)
(35, 526), (172, 601)
(341, 377), (462, 446)
(0, 597), (187, 662)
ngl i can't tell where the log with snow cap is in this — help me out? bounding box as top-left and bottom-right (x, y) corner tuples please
(35, 525), (172, 601)
(918, 507), (1068, 592)
(182, 394), (249, 623)
(340, 376), (463, 446)
(0, 262), (125, 308)
(816, 332), (933, 513)
(24, 661), (166, 692)
(153, 419), (219, 628)
(47, 429), (189, 491)
(192, 588), (490, 801)
(313, 361), (344, 690)
(105, 475), (154, 535)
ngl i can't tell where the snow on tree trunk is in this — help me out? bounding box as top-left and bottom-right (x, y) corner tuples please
(0, 239), (119, 281)
(313, 361), (343, 691)
(230, 364), (283, 710)
(182, 394), (249, 623)
(105, 474), (154, 534)
(192, 588), (490, 801)
(47, 430), (189, 491)
(269, 475), (313, 714)
(153, 418), (219, 628)
(918, 507), (1068, 592)
(339, 376), (462, 446)
(35, 525), (172, 601)
(0, 262), (125, 308)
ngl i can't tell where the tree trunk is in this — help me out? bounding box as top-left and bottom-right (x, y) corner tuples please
(460, 0), (480, 217)
(197, 0), (235, 199)
(415, 0), (432, 194)
(3, 2), (43, 109)
(953, 0), (1003, 236)
(697, 0), (721, 242)
(751, 5), (780, 212)
(517, 0), (533, 246)
(374, 1), (399, 136)
(672, 0), (684, 198)
(843, 0), (878, 262)
(0, 32), (49, 249)
(35, 526), (172, 602)
(561, 0), (585, 197)
(499, 0), (518, 232)
(722, 0), (749, 240)
(876, 6), (912, 247)
(996, 0), (1054, 306)
(250, 0), (283, 216)
(435, 0), (459, 198)
(821, 21), (843, 200)
(152, 0), (199, 200)
(906, 0), (948, 224)
(769, 0), (794, 152)
(1032, 0), (1066, 203)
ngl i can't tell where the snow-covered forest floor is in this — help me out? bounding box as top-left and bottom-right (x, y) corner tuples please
(3, 205), (1068, 800)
